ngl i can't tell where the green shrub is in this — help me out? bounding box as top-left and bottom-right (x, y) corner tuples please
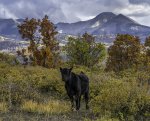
(64, 33), (106, 67)
(0, 62), (65, 106)
(0, 61), (149, 120)
(90, 79), (150, 120)
(0, 53), (16, 65)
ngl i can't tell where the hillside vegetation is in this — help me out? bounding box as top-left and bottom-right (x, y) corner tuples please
(0, 16), (150, 121)
(0, 54), (149, 121)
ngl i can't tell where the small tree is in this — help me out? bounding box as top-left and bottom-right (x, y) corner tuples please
(64, 33), (106, 67)
(144, 36), (150, 68)
(18, 15), (60, 68)
(106, 34), (142, 72)
(145, 36), (150, 57)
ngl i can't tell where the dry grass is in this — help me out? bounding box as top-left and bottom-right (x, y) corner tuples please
(0, 102), (8, 113)
(84, 117), (119, 121)
(21, 100), (70, 115)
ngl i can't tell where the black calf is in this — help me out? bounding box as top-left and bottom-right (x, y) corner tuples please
(60, 67), (89, 110)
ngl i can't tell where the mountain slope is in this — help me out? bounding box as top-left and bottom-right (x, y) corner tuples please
(56, 13), (150, 39)
(0, 19), (20, 38)
(56, 12), (116, 35)
(93, 14), (150, 35)
(0, 12), (150, 41)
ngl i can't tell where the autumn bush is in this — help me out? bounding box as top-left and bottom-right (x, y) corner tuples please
(106, 34), (142, 72)
(18, 15), (61, 68)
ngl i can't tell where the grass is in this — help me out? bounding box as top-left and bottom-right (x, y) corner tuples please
(0, 60), (150, 121)
(0, 102), (8, 113)
(21, 100), (70, 115)
(84, 118), (119, 121)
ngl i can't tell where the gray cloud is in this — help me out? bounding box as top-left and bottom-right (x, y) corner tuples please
(129, 0), (150, 5)
(0, 0), (68, 23)
(0, 0), (150, 26)
(128, 12), (150, 17)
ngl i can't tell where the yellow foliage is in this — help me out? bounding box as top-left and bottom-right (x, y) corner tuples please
(21, 100), (70, 114)
(0, 102), (8, 113)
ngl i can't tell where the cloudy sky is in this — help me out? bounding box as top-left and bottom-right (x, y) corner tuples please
(0, 0), (150, 25)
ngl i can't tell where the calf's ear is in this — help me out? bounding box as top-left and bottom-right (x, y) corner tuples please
(70, 67), (73, 71)
(60, 67), (62, 71)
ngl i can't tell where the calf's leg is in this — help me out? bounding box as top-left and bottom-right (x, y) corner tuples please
(70, 96), (74, 110)
(75, 95), (81, 110)
(68, 94), (75, 110)
(84, 91), (89, 110)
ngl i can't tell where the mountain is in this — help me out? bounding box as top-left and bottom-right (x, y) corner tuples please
(56, 12), (116, 35)
(0, 12), (150, 42)
(56, 12), (150, 41)
(92, 14), (150, 36)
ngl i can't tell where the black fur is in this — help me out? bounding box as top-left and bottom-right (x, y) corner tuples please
(60, 67), (89, 110)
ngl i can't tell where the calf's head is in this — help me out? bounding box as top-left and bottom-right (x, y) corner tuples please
(60, 67), (73, 82)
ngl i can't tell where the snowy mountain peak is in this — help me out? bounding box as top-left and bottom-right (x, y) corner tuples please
(91, 21), (100, 28)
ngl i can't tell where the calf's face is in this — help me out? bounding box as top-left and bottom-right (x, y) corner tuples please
(60, 67), (73, 82)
